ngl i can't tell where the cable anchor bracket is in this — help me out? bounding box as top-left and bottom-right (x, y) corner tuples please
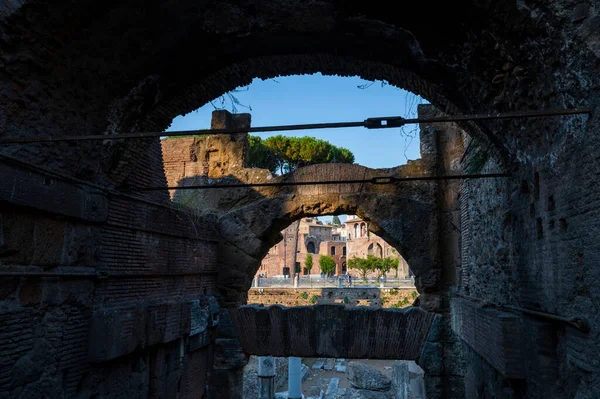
(364, 117), (406, 129)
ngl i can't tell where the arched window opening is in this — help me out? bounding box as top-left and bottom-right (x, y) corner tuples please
(368, 243), (374, 255)
(306, 242), (316, 254)
(376, 243), (383, 258)
(331, 246), (336, 255)
(343, 246), (347, 256)
(360, 223), (366, 237)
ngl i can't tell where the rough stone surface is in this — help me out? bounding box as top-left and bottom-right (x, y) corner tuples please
(347, 362), (392, 391)
(2, 1), (600, 398)
(229, 305), (437, 360)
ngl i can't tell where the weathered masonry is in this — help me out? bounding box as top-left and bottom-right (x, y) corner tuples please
(1, 1), (600, 398)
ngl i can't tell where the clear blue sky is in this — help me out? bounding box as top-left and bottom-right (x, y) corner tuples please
(167, 73), (426, 168)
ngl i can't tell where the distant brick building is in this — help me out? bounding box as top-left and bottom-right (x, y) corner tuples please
(258, 216), (410, 278)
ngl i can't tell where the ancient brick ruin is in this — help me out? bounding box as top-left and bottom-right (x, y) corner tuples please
(1, 1), (600, 398)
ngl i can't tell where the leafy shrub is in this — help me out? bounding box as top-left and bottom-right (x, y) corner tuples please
(300, 292), (309, 300)
(309, 294), (320, 304)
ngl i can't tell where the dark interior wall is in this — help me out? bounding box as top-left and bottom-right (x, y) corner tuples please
(1, 1), (600, 398)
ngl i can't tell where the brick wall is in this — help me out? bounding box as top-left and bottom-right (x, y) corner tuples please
(0, 132), (221, 398)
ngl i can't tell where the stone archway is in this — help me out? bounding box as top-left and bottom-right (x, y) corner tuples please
(172, 156), (441, 307)
(3, 2), (600, 398)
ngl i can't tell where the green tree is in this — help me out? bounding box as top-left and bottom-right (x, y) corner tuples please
(332, 215), (341, 225)
(348, 257), (373, 281)
(377, 257), (399, 279)
(247, 136), (278, 173)
(387, 257), (400, 277)
(319, 255), (337, 276)
(304, 253), (313, 274)
(248, 135), (355, 174)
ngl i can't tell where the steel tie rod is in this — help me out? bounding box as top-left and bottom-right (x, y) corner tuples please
(123, 173), (510, 192)
(0, 107), (591, 144)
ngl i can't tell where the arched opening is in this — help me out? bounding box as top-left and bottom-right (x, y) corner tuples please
(252, 214), (414, 286)
(160, 71), (466, 398)
(376, 243), (383, 258)
(3, 3), (595, 399)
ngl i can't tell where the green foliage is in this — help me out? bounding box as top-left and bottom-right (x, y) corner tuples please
(391, 297), (411, 308)
(348, 255), (399, 280)
(348, 256), (374, 281)
(343, 296), (350, 304)
(300, 292), (309, 300)
(304, 254), (313, 272)
(247, 134), (355, 174)
(332, 215), (341, 225)
(247, 135), (278, 173)
(410, 290), (418, 299)
(309, 294), (320, 304)
(319, 255), (336, 275)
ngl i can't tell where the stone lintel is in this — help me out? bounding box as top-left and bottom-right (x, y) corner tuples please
(228, 304), (437, 359)
(88, 296), (219, 362)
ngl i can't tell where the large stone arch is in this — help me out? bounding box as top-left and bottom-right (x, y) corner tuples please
(175, 160), (440, 307)
(3, 2), (600, 398)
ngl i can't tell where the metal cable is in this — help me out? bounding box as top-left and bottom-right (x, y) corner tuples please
(123, 173), (510, 192)
(0, 108), (591, 144)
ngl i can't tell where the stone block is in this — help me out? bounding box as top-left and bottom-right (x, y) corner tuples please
(229, 304), (437, 360)
(451, 297), (525, 378)
(347, 361), (391, 391)
(88, 307), (148, 362)
(0, 162), (108, 222)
